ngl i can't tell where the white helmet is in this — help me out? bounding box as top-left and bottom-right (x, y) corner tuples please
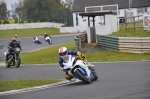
(15, 35), (17, 37)
(58, 47), (68, 56)
(44, 33), (46, 34)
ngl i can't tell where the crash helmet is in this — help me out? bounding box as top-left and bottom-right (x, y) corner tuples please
(44, 33), (46, 34)
(58, 47), (68, 56)
(15, 35), (17, 37)
(12, 37), (17, 43)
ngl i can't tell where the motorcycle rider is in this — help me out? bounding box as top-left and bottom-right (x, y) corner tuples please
(44, 33), (52, 42)
(58, 47), (94, 80)
(6, 37), (22, 63)
(14, 35), (20, 43)
(33, 36), (41, 44)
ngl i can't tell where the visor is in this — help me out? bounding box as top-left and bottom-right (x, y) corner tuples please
(59, 51), (67, 56)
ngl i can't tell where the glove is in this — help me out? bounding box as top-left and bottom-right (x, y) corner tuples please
(81, 53), (85, 58)
(77, 51), (87, 62)
(78, 52), (85, 59)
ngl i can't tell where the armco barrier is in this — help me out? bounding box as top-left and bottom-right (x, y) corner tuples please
(96, 35), (150, 53)
(96, 35), (119, 51)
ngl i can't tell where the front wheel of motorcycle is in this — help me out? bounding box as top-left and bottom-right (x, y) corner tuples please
(15, 58), (21, 68)
(74, 69), (91, 84)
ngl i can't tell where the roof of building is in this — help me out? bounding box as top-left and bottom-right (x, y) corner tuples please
(79, 11), (117, 17)
(72, 0), (150, 12)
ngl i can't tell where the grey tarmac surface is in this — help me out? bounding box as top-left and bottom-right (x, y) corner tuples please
(0, 61), (150, 99)
(0, 34), (79, 60)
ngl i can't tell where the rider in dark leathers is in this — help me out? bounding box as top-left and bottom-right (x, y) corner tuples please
(6, 37), (22, 62)
(44, 33), (52, 41)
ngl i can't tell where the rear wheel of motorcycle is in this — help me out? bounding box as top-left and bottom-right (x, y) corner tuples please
(75, 69), (91, 84)
(6, 62), (10, 68)
(15, 58), (21, 68)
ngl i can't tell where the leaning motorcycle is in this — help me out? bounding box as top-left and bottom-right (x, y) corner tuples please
(34, 40), (42, 44)
(45, 36), (52, 45)
(62, 55), (98, 84)
(4, 47), (21, 68)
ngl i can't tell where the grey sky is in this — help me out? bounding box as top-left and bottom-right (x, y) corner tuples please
(3, 0), (18, 10)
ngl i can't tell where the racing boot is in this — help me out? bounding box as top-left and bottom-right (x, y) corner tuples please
(65, 74), (73, 81)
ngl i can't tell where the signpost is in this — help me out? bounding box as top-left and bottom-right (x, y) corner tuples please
(143, 14), (150, 30)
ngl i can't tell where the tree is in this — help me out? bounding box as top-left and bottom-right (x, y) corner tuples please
(11, 0), (69, 23)
(0, 0), (8, 20)
(15, 0), (26, 23)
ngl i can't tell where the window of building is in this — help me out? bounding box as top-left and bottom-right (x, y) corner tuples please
(137, 7), (147, 14)
(145, 7), (147, 12)
(137, 8), (144, 13)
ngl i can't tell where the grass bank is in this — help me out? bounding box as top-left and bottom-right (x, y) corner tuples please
(0, 79), (62, 92)
(109, 25), (150, 37)
(19, 42), (150, 64)
(0, 28), (60, 39)
(21, 42), (76, 64)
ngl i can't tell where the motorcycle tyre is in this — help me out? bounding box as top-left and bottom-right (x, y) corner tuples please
(92, 71), (98, 81)
(5, 62), (10, 68)
(75, 69), (91, 84)
(47, 39), (50, 45)
(15, 58), (21, 68)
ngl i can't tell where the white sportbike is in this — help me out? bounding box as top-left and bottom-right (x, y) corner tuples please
(45, 36), (52, 45)
(62, 55), (98, 84)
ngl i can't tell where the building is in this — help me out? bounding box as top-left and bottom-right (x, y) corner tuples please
(72, 0), (150, 28)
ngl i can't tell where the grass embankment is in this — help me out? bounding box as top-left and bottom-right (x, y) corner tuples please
(0, 28), (60, 39)
(109, 25), (150, 37)
(0, 79), (62, 92)
(21, 42), (76, 64)
(20, 42), (150, 64)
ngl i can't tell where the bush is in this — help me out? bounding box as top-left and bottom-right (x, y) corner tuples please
(4, 20), (9, 24)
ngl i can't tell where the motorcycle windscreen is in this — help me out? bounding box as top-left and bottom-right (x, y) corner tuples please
(62, 55), (70, 63)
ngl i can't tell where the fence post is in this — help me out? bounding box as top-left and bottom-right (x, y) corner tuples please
(74, 37), (81, 51)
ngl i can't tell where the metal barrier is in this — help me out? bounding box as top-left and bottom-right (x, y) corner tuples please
(96, 35), (119, 51)
(75, 33), (87, 51)
(96, 35), (150, 53)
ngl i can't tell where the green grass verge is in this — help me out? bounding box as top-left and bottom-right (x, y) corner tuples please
(0, 28), (60, 39)
(19, 42), (150, 64)
(109, 25), (150, 37)
(86, 50), (150, 62)
(0, 79), (62, 92)
(21, 42), (76, 64)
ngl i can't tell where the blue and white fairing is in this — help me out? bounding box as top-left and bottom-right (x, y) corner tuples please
(62, 55), (91, 79)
